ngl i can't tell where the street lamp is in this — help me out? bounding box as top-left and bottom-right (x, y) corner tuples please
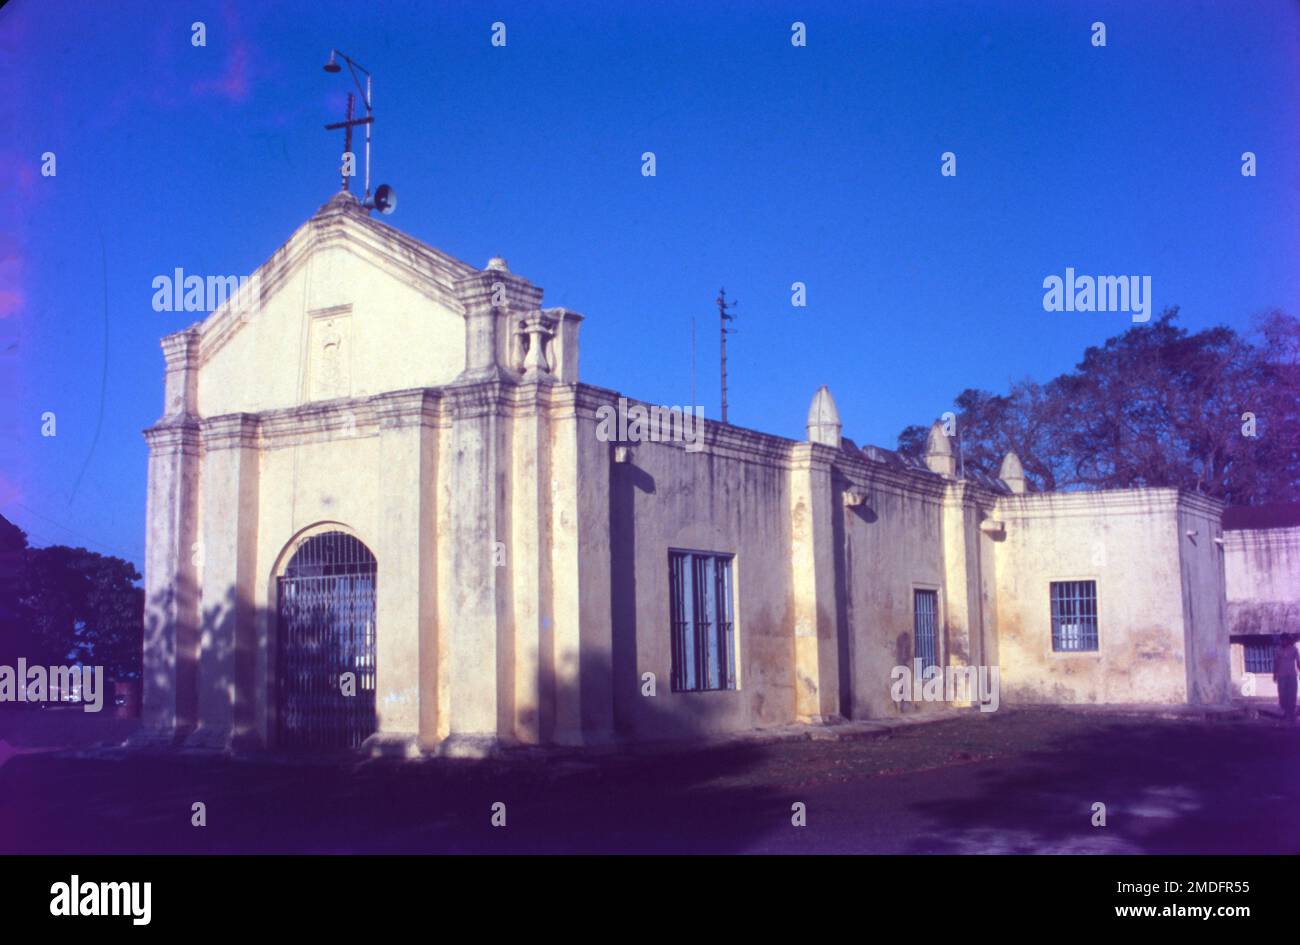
(321, 48), (382, 207)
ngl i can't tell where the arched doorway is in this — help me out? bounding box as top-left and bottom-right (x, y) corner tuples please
(276, 531), (377, 750)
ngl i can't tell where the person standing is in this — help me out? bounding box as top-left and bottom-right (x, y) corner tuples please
(1273, 634), (1300, 722)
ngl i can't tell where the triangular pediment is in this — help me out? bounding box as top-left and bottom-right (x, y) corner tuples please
(192, 191), (482, 362)
(171, 192), (517, 416)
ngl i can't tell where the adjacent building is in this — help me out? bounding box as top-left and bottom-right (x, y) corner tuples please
(1223, 504), (1300, 700)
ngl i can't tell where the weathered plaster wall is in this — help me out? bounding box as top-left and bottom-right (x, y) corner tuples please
(545, 387), (615, 747)
(141, 421), (201, 735)
(249, 410), (387, 743)
(176, 390), (444, 750)
(600, 407), (797, 740)
(993, 489), (1194, 704)
(939, 485), (1001, 706)
(1176, 499), (1231, 705)
(1224, 527), (1300, 635)
(182, 195), (476, 420)
(837, 466), (948, 719)
(195, 245), (467, 416)
(1224, 526), (1300, 699)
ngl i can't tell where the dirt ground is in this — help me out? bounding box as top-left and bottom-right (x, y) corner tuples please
(2, 705), (1297, 853)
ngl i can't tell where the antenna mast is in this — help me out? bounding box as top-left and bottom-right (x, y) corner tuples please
(690, 316), (697, 410)
(717, 288), (737, 423)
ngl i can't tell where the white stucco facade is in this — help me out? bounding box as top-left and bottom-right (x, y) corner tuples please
(141, 193), (1237, 755)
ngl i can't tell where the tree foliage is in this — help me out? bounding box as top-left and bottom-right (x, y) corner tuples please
(0, 516), (143, 680)
(898, 309), (1300, 505)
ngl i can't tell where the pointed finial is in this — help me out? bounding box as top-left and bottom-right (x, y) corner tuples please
(806, 385), (842, 448)
(925, 421), (956, 478)
(999, 451), (1026, 494)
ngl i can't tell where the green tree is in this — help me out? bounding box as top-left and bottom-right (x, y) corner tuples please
(0, 515), (144, 680)
(898, 309), (1300, 505)
(0, 515), (29, 664)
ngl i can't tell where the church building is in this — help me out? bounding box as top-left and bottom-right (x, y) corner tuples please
(141, 191), (1233, 756)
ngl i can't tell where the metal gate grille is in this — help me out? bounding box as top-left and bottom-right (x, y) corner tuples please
(276, 532), (377, 751)
(914, 589), (938, 672)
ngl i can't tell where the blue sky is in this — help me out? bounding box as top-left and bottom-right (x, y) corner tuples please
(1, 0), (1296, 571)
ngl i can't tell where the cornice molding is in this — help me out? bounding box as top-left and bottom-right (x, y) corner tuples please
(200, 413), (262, 451)
(1223, 526), (1300, 549)
(995, 487), (1221, 521)
(142, 418), (202, 454)
(371, 388), (442, 429)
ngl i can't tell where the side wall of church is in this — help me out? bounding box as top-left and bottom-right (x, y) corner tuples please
(991, 489), (1225, 705)
(595, 406), (798, 740)
(1177, 496), (1232, 705)
(836, 464), (949, 719)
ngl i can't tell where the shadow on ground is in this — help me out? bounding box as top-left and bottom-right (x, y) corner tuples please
(896, 708), (1300, 854)
(0, 742), (792, 854)
(3, 706), (1298, 854)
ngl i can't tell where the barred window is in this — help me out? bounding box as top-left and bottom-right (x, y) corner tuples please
(914, 589), (939, 672)
(669, 550), (736, 692)
(1050, 580), (1099, 652)
(1244, 639), (1274, 675)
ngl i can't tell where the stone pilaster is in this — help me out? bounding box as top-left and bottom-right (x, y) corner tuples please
(941, 482), (1000, 704)
(940, 485), (975, 703)
(141, 329), (204, 739)
(508, 383), (551, 744)
(372, 390), (440, 751)
(788, 443), (842, 722)
(548, 387), (615, 746)
(193, 413), (261, 750)
(436, 381), (512, 755)
(161, 328), (201, 417)
(548, 308), (583, 384)
(141, 420), (202, 738)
